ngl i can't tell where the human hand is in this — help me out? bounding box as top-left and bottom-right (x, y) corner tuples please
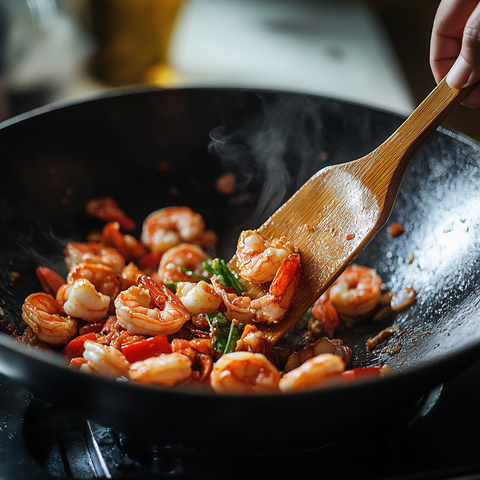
(430, 0), (480, 108)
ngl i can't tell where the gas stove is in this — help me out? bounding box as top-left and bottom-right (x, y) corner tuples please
(2, 358), (480, 480)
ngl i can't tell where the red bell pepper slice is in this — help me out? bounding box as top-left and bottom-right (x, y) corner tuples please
(63, 332), (97, 359)
(121, 335), (172, 363)
(342, 365), (382, 381)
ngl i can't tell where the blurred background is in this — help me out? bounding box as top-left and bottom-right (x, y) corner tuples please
(0, 0), (479, 141)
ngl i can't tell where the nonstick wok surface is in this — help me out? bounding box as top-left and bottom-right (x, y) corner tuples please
(0, 87), (480, 451)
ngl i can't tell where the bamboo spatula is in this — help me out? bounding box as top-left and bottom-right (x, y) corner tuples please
(236, 77), (476, 346)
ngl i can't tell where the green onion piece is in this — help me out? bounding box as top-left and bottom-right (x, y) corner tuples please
(219, 260), (245, 295)
(202, 261), (216, 277)
(205, 311), (231, 355)
(163, 282), (177, 294)
(180, 267), (210, 282)
(224, 321), (245, 354)
(203, 259), (245, 295)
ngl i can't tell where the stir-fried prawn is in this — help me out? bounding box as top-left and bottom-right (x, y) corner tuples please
(64, 242), (125, 273)
(214, 253), (301, 324)
(22, 292), (77, 344)
(129, 352), (192, 386)
(114, 275), (190, 336)
(36, 266), (65, 296)
(141, 206), (207, 254)
(279, 353), (345, 393)
(86, 197), (136, 232)
(328, 264), (382, 317)
(66, 262), (121, 300)
(82, 340), (130, 378)
(101, 221), (148, 263)
(311, 291), (340, 338)
(235, 230), (297, 284)
(158, 243), (211, 283)
(57, 279), (111, 322)
(176, 281), (222, 315)
(210, 351), (280, 394)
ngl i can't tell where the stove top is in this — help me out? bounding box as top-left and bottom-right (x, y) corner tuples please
(1, 362), (480, 480)
(2, 358), (480, 480)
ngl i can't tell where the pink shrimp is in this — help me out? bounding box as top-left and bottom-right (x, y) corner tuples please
(22, 292), (77, 344)
(311, 291), (340, 338)
(114, 274), (190, 336)
(140, 206), (206, 254)
(157, 243), (211, 283)
(213, 253), (302, 324)
(64, 242), (125, 273)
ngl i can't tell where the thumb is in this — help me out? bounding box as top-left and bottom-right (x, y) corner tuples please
(447, 2), (480, 89)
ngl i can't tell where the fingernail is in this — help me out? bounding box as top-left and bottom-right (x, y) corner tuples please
(447, 56), (473, 88)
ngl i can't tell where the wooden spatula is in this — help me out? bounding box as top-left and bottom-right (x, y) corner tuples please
(235, 77), (476, 346)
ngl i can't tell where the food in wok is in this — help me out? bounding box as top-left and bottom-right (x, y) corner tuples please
(8, 200), (415, 394)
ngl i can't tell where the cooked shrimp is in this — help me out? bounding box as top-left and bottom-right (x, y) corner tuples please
(140, 206), (206, 254)
(66, 262), (121, 300)
(158, 243), (210, 283)
(101, 221), (148, 263)
(82, 340), (130, 378)
(235, 230), (297, 284)
(120, 262), (144, 289)
(311, 291), (340, 338)
(329, 264), (382, 316)
(36, 266), (65, 296)
(57, 279), (110, 322)
(85, 197), (135, 232)
(210, 351), (280, 394)
(176, 281), (222, 315)
(114, 274), (190, 336)
(22, 292), (77, 344)
(64, 242), (125, 273)
(279, 353), (345, 393)
(129, 352), (192, 386)
(284, 337), (352, 372)
(213, 253), (301, 324)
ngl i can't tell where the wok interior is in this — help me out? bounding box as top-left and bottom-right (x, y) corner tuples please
(1, 87), (480, 447)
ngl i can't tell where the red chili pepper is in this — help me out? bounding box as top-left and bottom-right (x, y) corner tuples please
(121, 335), (172, 363)
(63, 332), (97, 359)
(342, 365), (382, 381)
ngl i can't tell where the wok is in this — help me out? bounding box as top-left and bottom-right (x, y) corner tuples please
(0, 87), (480, 452)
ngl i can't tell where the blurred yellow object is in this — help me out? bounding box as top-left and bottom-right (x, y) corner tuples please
(88, 0), (184, 87)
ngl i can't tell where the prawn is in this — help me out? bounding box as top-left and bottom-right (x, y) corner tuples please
(114, 274), (190, 336)
(141, 206), (206, 254)
(22, 292), (77, 344)
(129, 352), (192, 386)
(213, 253), (301, 324)
(36, 266), (65, 296)
(210, 351), (280, 394)
(279, 353), (345, 393)
(310, 290), (340, 338)
(175, 281), (222, 315)
(82, 340), (130, 378)
(328, 264), (382, 316)
(56, 279), (111, 322)
(158, 243), (211, 283)
(235, 230), (297, 284)
(101, 221), (148, 263)
(64, 242), (125, 273)
(85, 197), (136, 232)
(66, 262), (121, 301)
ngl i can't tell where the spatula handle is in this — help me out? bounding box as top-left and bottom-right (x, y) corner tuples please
(377, 77), (476, 171)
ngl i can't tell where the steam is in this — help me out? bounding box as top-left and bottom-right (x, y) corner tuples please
(208, 93), (325, 227)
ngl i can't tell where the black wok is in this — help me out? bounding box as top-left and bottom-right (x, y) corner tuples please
(1, 87), (480, 452)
